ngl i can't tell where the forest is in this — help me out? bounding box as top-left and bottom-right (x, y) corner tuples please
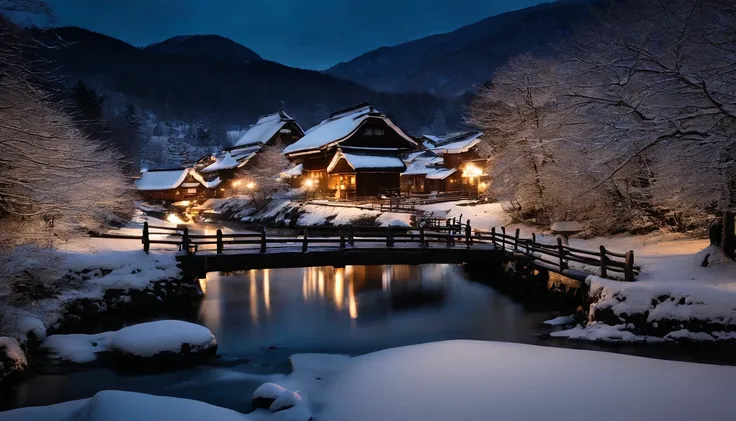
(469, 0), (736, 256)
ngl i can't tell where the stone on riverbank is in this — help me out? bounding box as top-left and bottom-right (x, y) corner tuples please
(252, 383), (287, 409)
(251, 382), (311, 421)
(0, 337), (27, 384)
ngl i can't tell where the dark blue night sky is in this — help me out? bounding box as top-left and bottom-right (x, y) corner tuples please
(40, 0), (548, 70)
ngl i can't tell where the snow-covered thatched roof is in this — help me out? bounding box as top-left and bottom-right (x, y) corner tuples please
(283, 104), (417, 155)
(201, 152), (239, 173)
(235, 110), (302, 147)
(284, 163), (304, 177)
(135, 168), (190, 191)
(200, 145), (262, 173)
(401, 161), (435, 176)
(425, 168), (458, 180)
(135, 168), (221, 191)
(327, 147), (406, 173)
(423, 131), (483, 154)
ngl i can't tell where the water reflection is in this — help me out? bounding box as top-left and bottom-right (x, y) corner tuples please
(197, 265), (500, 358)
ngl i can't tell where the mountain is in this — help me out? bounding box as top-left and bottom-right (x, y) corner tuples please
(143, 35), (262, 64)
(326, 0), (599, 97)
(33, 27), (459, 134)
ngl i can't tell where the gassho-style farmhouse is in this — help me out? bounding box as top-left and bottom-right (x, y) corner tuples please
(134, 103), (490, 203)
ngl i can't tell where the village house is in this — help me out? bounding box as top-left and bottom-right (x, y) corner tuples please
(134, 168), (221, 202)
(282, 103), (418, 199)
(400, 131), (489, 195)
(194, 110), (305, 196)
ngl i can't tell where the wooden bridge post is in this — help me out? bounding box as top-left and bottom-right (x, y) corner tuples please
(624, 250), (635, 282)
(491, 227), (496, 247)
(514, 229), (520, 251)
(599, 246), (608, 278)
(465, 220), (472, 249)
(302, 228), (309, 253)
(348, 225), (355, 246)
(530, 233), (536, 255)
(142, 222), (150, 254)
(420, 227), (426, 248)
(557, 237), (568, 271)
(340, 226), (346, 250)
(216, 229), (223, 255)
(260, 226), (267, 254)
(182, 227), (190, 255)
(386, 226), (394, 247)
(501, 227), (506, 249)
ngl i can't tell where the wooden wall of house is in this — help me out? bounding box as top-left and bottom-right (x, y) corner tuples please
(443, 149), (481, 169)
(356, 173), (400, 197)
(340, 120), (416, 150)
(275, 122), (305, 146)
(401, 175), (428, 194)
(425, 172), (465, 193)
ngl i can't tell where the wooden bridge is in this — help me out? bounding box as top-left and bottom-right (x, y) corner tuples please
(92, 220), (639, 282)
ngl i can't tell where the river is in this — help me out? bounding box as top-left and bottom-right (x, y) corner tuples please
(4, 264), (734, 412)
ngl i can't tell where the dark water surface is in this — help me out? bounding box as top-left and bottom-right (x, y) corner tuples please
(4, 264), (734, 412)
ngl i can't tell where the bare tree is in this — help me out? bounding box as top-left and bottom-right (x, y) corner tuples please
(0, 6), (133, 256)
(232, 145), (290, 211)
(560, 0), (736, 253)
(470, 0), (736, 247)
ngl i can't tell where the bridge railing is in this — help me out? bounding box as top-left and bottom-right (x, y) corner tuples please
(89, 222), (639, 281)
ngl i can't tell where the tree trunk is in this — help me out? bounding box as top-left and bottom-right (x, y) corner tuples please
(722, 211), (735, 259)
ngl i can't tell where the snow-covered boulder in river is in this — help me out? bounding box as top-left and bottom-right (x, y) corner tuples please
(41, 320), (217, 371)
(109, 320), (217, 369)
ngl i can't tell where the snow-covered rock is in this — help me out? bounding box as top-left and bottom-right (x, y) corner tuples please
(269, 390), (303, 412)
(252, 383), (287, 409)
(251, 382), (312, 421)
(109, 320), (217, 360)
(17, 316), (47, 342)
(0, 390), (249, 421)
(543, 315), (576, 326)
(41, 321), (217, 370)
(318, 340), (735, 421)
(0, 336), (28, 383)
(41, 332), (114, 363)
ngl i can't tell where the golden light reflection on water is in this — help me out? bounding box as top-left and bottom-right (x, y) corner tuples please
(200, 265), (444, 328)
(263, 269), (271, 315)
(334, 268), (344, 310)
(250, 270), (259, 325)
(297, 265), (431, 320)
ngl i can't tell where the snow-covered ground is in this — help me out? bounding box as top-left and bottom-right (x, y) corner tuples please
(215, 198), (412, 227)
(314, 341), (734, 421)
(0, 390), (252, 421)
(417, 201), (734, 342)
(0, 214), (184, 342)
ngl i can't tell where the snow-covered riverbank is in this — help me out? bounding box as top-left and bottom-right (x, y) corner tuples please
(4, 340), (734, 421)
(417, 201), (735, 343)
(207, 198), (412, 227)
